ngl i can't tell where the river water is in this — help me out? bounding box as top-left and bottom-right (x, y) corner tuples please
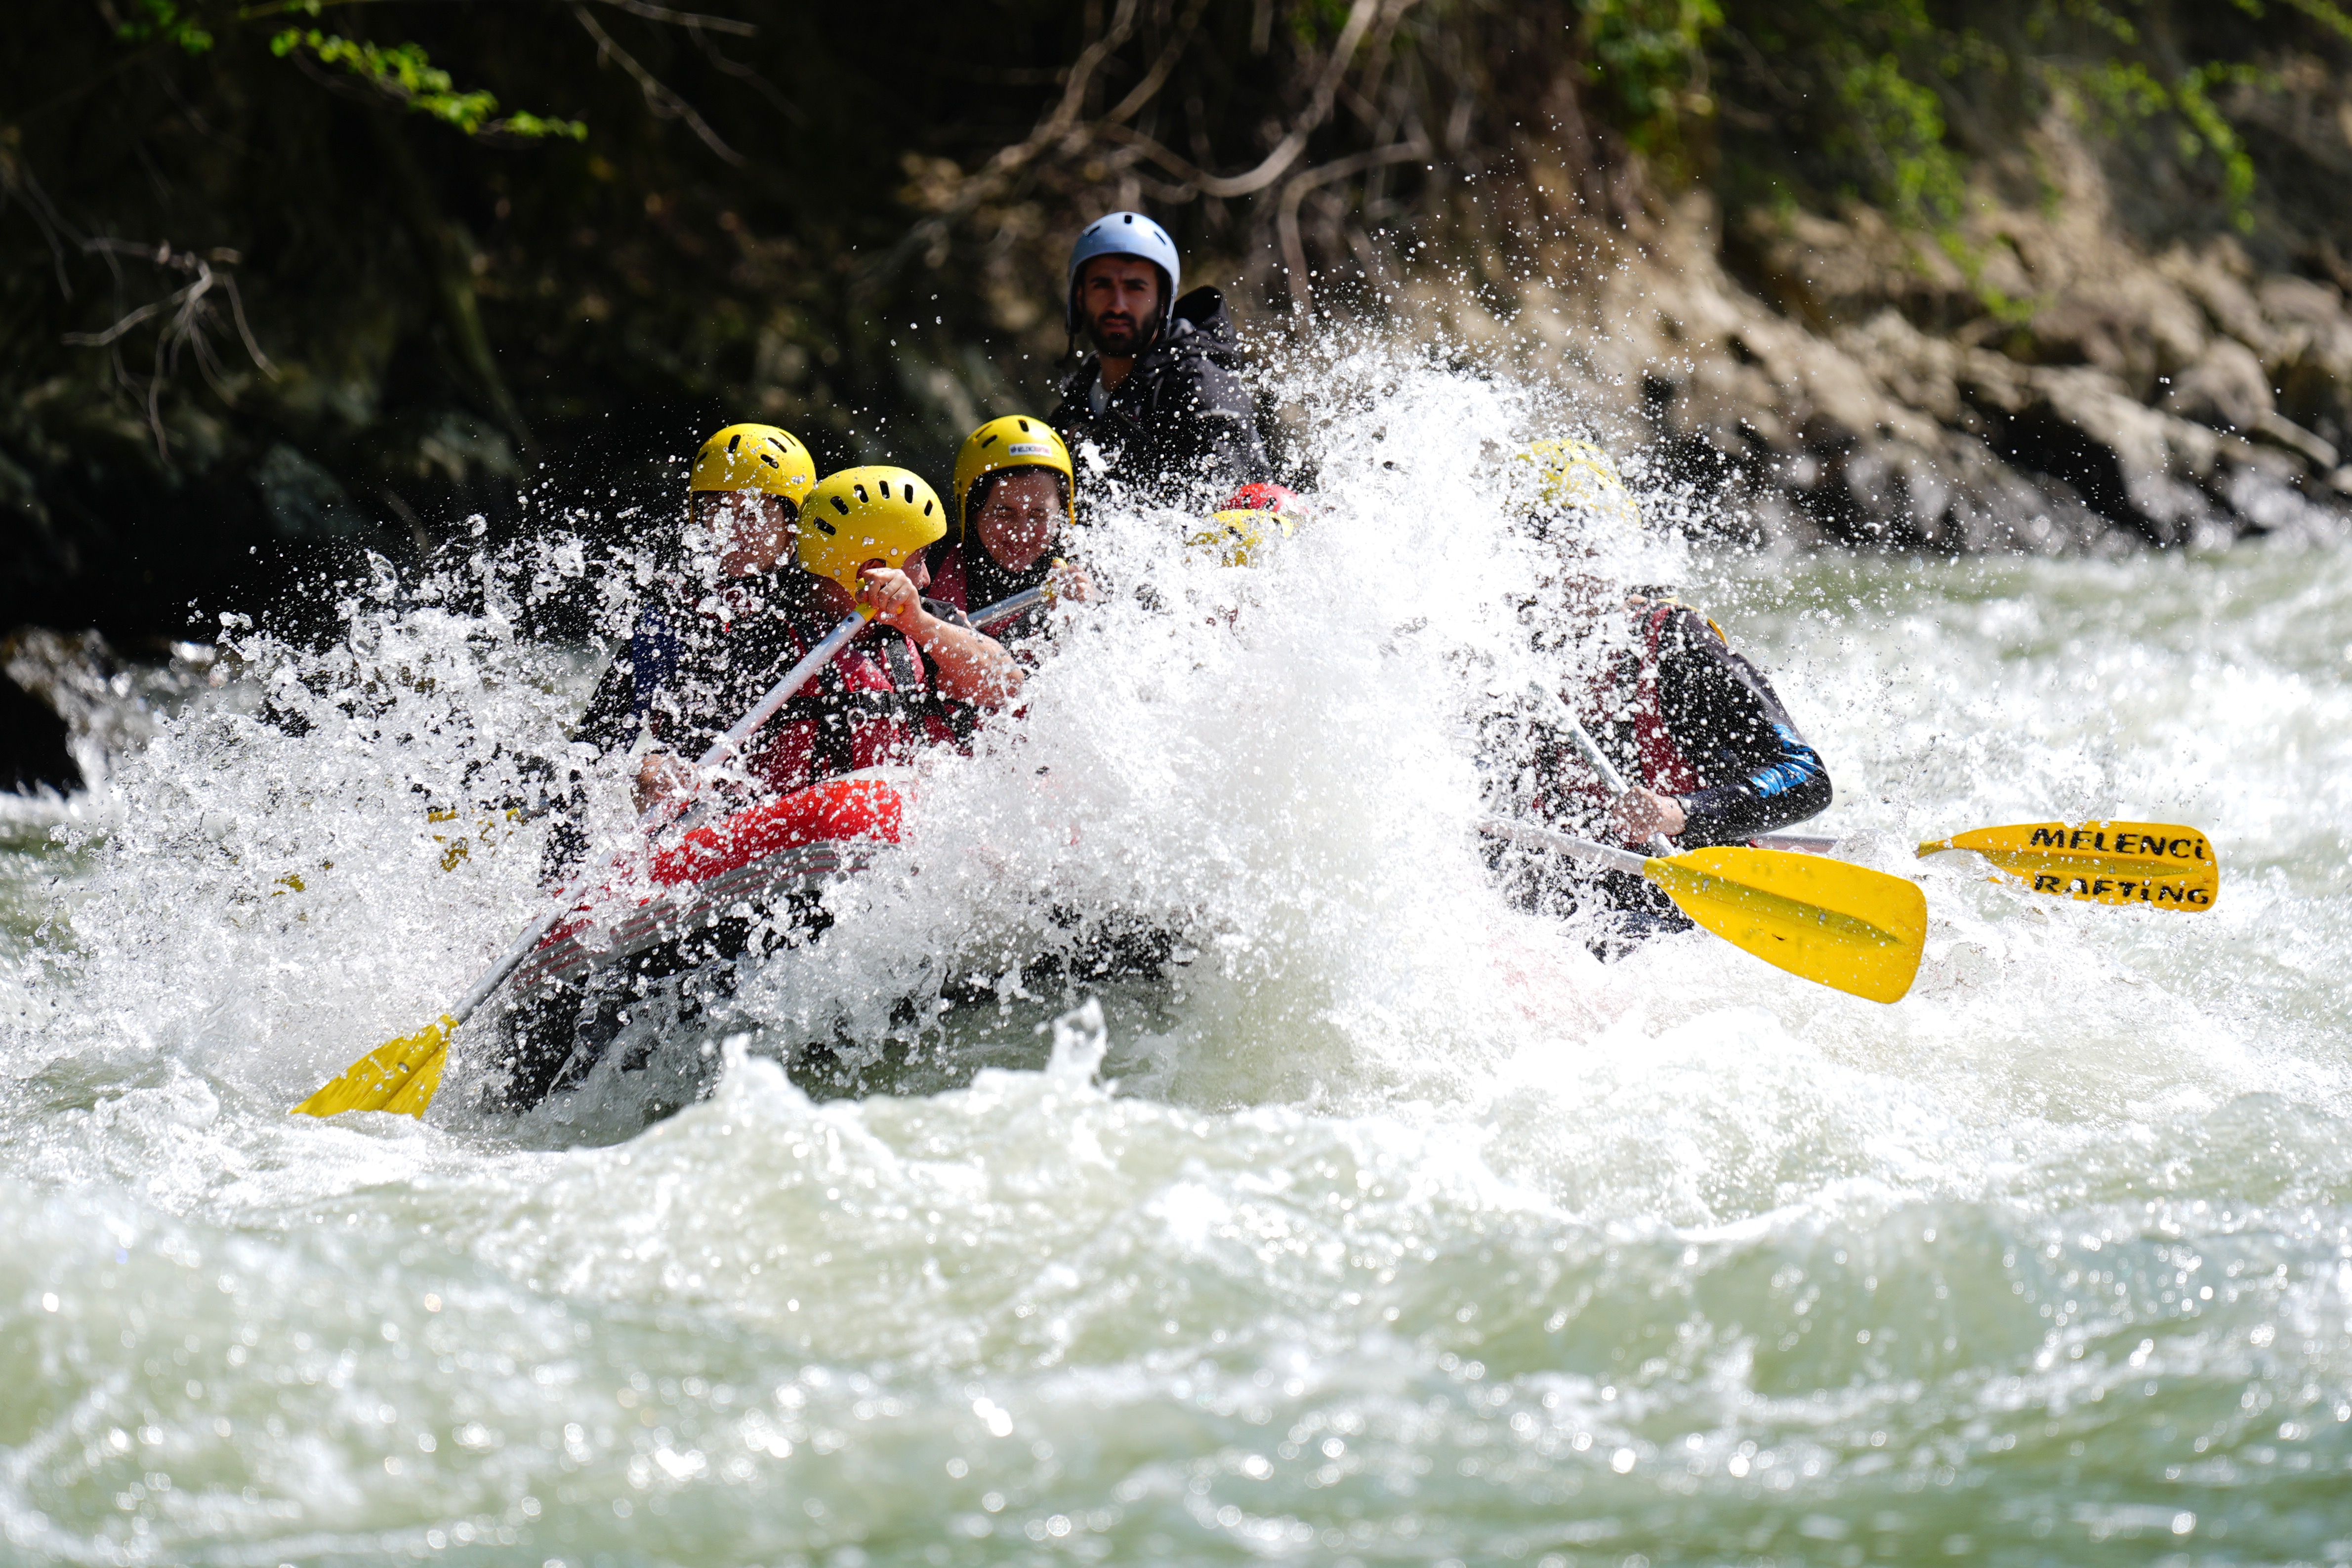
(2, 361), (2350, 1566)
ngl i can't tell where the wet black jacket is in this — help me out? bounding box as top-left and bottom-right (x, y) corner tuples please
(1493, 599), (1831, 848)
(1049, 287), (1271, 507)
(1484, 595), (1833, 933)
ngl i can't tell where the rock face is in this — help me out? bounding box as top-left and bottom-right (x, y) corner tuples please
(1410, 114), (2351, 553)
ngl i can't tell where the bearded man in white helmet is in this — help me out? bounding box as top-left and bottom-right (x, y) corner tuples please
(1047, 210), (1272, 507)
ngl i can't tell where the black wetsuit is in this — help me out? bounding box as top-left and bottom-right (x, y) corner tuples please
(1486, 594), (1832, 943)
(1049, 287), (1272, 507)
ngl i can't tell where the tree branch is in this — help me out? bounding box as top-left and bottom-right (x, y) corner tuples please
(571, 3), (745, 166)
(1278, 136), (1430, 314)
(582, 0), (757, 39)
(864, 0), (1143, 287)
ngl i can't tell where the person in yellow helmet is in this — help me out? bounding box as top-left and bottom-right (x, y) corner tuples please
(498, 458), (1019, 1111)
(691, 463), (1020, 806)
(559, 424), (817, 827)
(617, 457), (1021, 818)
(926, 415), (1093, 648)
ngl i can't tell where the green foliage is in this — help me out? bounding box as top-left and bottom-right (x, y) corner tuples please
(1833, 47), (1969, 227)
(2279, 0), (2352, 42)
(2068, 55), (2269, 230)
(1706, 0), (2340, 242)
(268, 29), (585, 139)
(1581, 0), (1725, 158)
(115, 0), (213, 55)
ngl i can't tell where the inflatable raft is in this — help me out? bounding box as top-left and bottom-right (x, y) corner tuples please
(508, 770), (906, 995)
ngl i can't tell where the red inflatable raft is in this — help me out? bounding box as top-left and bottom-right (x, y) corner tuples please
(508, 771), (907, 993)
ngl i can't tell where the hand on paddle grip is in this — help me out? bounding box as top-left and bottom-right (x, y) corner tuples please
(630, 749), (697, 818)
(858, 566), (927, 633)
(1610, 785), (1688, 845)
(1529, 683), (1678, 856)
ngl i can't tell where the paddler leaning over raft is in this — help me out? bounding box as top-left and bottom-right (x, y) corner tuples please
(1484, 439), (1834, 951)
(502, 426), (1020, 1111)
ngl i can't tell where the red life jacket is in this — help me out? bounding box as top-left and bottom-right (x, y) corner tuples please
(1607, 597), (1705, 795)
(1539, 598), (1708, 830)
(743, 608), (957, 797)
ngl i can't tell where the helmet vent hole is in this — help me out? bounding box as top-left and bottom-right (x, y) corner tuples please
(853, 484), (870, 503)
(728, 434), (743, 453)
(922, 499), (934, 515)
(830, 496), (851, 516)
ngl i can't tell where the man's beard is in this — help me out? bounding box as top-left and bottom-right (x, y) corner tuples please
(1087, 309), (1156, 357)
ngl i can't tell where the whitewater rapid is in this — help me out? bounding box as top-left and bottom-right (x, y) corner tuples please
(1, 354), (2349, 1565)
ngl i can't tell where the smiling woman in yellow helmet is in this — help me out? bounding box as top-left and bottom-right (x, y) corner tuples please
(926, 415), (1093, 645)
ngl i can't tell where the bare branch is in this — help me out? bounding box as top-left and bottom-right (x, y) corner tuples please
(61, 293), (178, 350)
(582, 0), (758, 38)
(1102, 0), (1211, 127)
(1278, 137), (1430, 314)
(0, 143), (84, 299)
(571, 3), (746, 166)
(690, 23), (804, 124)
(1174, 0), (1390, 199)
(865, 0), (1142, 286)
(1051, 0), (1400, 203)
(61, 242), (276, 461)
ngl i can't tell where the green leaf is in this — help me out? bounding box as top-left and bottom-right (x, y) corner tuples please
(271, 29), (584, 140)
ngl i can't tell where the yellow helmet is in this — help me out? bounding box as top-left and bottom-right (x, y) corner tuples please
(1518, 438), (1641, 535)
(796, 466), (947, 592)
(952, 416), (1075, 540)
(1185, 506), (1298, 569)
(690, 423), (817, 508)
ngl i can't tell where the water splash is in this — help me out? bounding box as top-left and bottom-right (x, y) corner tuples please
(0, 341), (2348, 1563)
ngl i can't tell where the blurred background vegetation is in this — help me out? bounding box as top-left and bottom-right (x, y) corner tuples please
(4, 0), (2348, 641)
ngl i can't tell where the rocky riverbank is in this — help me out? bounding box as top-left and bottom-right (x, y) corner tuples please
(1412, 110), (2352, 555)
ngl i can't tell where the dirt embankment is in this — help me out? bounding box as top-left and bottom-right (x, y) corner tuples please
(1412, 114), (2352, 554)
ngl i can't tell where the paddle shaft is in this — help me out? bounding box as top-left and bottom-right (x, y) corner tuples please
(1752, 833), (1838, 855)
(443, 909), (566, 1031)
(970, 583), (1052, 631)
(445, 612), (873, 1029)
(1477, 814), (1649, 876)
(1527, 684), (1676, 857)
(660, 610), (870, 837)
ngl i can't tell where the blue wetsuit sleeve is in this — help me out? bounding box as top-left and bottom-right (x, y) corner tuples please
(1655, 609), (1834, 846)
(572, 609), (680, 762)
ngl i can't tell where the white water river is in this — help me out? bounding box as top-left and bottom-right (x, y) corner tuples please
(1, 361), (2349, 1566)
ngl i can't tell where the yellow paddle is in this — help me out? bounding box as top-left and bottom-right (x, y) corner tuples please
(1481, 816), (1928, 1002)
(1499, 687), (1922, 1000)
(1914, 820), (2219, 911)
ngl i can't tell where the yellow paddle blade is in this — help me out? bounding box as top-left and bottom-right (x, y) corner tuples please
(291, 1015), (454, 1118)
(1917, 821), (2218, 912)
(1643, 847), (1928, 1004)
